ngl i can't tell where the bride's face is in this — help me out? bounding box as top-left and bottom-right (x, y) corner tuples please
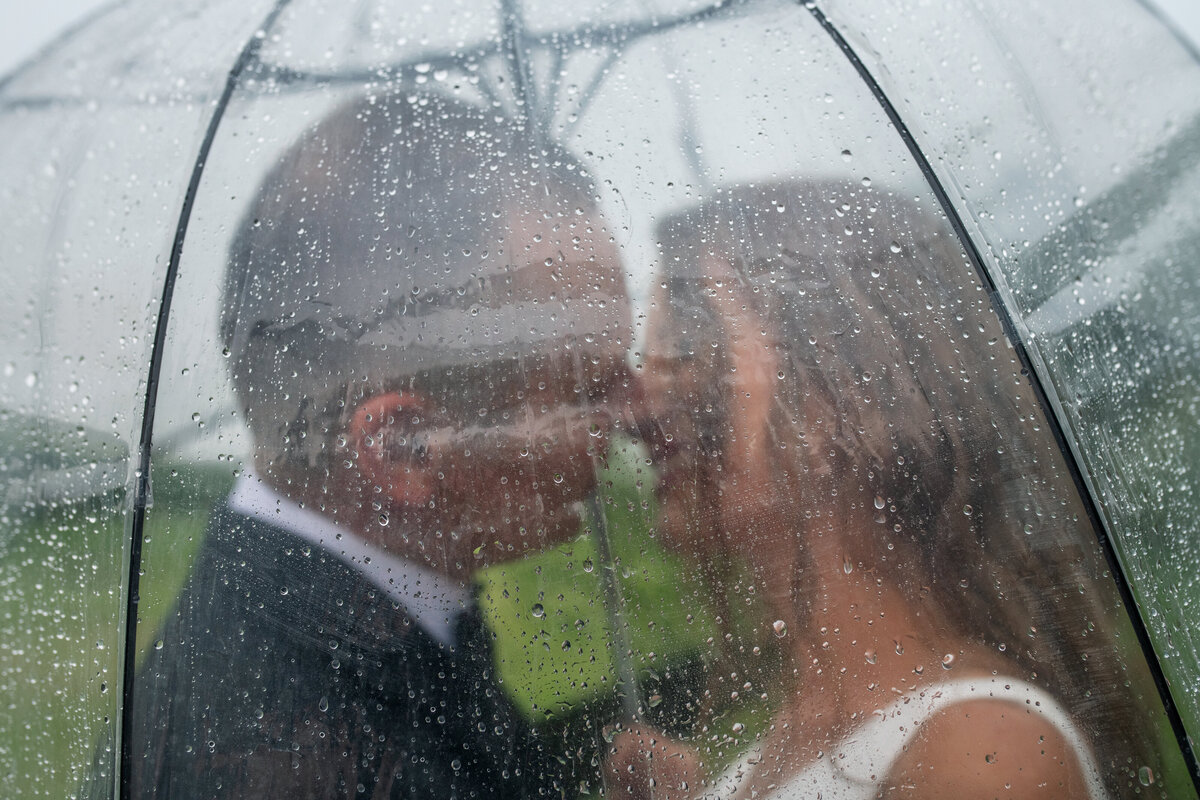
(642, 280), (725, 559)
(644, 257), (783, 563)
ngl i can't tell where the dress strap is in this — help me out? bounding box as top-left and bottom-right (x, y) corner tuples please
(834, 676), (1109, 799)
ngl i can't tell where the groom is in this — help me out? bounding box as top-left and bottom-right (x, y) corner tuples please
(128, 93), (639, 799)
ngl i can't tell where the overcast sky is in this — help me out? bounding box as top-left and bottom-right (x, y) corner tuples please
(1, 0), (1199, 81)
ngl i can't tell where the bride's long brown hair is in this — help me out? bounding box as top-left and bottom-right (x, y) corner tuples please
(657, 179), (1161, 796)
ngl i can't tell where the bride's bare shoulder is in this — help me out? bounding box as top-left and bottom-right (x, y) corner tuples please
(880, 697), (1091, 800)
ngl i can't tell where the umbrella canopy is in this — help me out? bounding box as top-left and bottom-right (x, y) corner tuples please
(1, 1), (1199, 798)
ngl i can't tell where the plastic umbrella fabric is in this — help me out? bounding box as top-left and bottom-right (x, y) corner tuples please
(2, 1), (1199, 798)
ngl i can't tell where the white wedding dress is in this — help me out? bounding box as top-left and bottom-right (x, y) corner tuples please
(708, 676), (1108, 799)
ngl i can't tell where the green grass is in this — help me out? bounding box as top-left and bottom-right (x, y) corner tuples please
(476, 438), (719, 721)
(0, 487), (212, 799)
(0, 496), (125, 800)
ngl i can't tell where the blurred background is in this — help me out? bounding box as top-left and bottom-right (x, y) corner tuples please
(2, 0), (1199, 80)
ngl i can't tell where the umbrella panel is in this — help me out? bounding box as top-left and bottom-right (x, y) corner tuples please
(0, 2), (298, 797)
(123, 2), (1195, 798)
(821, 0), (1200, 751)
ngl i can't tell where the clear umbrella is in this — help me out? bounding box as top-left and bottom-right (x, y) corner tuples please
(2, 2), (1199, 798)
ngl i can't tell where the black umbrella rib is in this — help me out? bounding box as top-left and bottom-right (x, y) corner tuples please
(803, 1), (1200, 788)
(119, 2), (295, 799)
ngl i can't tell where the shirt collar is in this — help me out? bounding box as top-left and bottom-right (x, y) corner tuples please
(227, 474), (471, 646)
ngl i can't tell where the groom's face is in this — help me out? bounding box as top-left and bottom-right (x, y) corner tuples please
(362, 202), (636, 572)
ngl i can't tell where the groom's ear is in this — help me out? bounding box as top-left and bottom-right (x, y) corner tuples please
(349, 391), (436, 506)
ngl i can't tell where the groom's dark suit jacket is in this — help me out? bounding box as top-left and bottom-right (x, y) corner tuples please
(128, 506), (575, 799)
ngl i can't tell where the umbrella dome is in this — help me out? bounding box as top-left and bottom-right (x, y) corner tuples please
(1, 1), (1199, 798)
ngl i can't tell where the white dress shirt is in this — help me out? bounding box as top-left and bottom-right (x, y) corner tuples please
(228, 474), (471, 646)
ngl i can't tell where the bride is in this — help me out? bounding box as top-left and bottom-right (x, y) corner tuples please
(638, 180), (1166, 799)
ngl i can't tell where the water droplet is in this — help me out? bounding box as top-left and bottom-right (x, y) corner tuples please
(889, 241), (902, 254)
(894, 641), (904, 655)
(1023, 523), (1034, 535)
(378, 513), (389, 526)
(840, 149), (852, 162)
(874, 495), (886, 510)
(451, 758), (462, 772)
(842, 556), (854, 575)
(985, 753), (996, 764)
(1138, 766), (1155, 786)
(962, 504), (973, 516)
(582, 558), (594, 573)
(913, 664), (924, 675)
(773, 620), (787, 637)
(318, 696), (329, 712)
(648, 693), (663, 708)
(941, 653), (956, 670)
(731, 722), (745, 735)
(154, 639), (164, 651)
(864, 649), (877, 665)
(531, 603), (545, 618)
